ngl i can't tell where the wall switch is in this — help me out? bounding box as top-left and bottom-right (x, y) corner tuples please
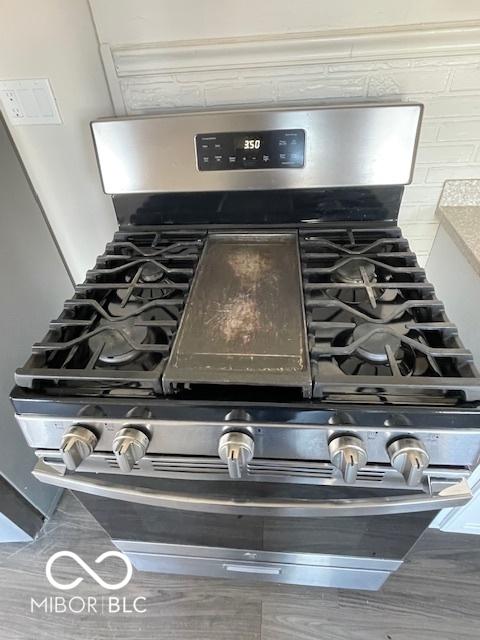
(0, 79), (61, 125)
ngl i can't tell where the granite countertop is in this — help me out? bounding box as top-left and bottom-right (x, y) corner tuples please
(437, 180), (480, 276)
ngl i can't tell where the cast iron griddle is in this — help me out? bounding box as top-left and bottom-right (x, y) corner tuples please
(163, 233), (312, 397)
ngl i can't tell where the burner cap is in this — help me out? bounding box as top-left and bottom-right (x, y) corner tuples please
(334, 259), (376, 284)
(141, 262), (165, 283)
(107, 299), (141, 317)
(114, 288), (130, 303)
(88, 317), (148, 365)
(352, 323), (401, 364)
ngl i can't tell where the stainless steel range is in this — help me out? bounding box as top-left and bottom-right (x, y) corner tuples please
(12, 104), (480, 591)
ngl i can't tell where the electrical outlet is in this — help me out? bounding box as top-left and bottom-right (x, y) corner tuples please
(1, 90), (23, 119)
(0, 79), (61, 125)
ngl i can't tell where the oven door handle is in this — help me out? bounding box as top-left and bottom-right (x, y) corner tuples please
(33, 460), (472, 517)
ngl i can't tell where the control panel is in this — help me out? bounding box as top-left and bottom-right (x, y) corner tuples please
(56, 424), (431, 486)
(17, 413), (480, 486)
(93, 104), (422, 192)
(196, 129), (305, 171)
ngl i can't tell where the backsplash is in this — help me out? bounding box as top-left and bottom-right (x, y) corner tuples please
(101, 24), (480, 265)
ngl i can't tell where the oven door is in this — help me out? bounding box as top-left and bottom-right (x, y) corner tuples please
(33, 461), (471, 591)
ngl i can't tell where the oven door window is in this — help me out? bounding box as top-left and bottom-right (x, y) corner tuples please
(75, 476), (436, 561)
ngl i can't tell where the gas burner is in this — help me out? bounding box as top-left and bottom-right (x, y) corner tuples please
(332, 323), (422, 377)
(140, 262), (165, 283)
(352, 323), (402, 364)
(113, 288), (129, 304)
(327, 258), (382, 308)
(112, 263), (176, 305)
(333, 258), (376, 284)
(320, 258), (409, 312)
(88, 317), (149, 365)
(107, 298), (144, 318)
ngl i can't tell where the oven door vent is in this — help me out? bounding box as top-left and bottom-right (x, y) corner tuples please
(104, 455), (387, 483)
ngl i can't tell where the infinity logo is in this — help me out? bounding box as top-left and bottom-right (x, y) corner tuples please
(46, 551), (133, 591)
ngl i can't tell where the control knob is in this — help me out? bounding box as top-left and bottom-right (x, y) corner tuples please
(328, 434), (368, 484)
(113, 427), (150, 473)
(387, 437), (429, 486)
(60, 425), (98, 471)
(218, 432), (254, 479)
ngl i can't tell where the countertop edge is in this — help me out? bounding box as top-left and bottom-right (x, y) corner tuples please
(436, 206), (480, 277)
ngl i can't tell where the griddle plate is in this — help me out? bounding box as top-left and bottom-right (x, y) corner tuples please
(163, 233), (312, 396)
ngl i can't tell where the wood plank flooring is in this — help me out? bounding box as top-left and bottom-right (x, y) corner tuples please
(0, 491), (478, 640)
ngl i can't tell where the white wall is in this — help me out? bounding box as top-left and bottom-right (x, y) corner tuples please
(0, 0), (116, 283)
(91, 0), (480, 44)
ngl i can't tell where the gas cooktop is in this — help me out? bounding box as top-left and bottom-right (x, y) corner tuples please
(15, 224), (480, 406)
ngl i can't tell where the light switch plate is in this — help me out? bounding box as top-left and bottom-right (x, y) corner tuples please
(0, 78), (61, 125)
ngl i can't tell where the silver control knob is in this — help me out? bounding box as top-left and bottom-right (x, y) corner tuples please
(218, 432), (254, 479)
(329, 434), (368, 484)
(387, 437), (429, 487)
(112, 428), (150, 473)
(60, 425), (98, 471)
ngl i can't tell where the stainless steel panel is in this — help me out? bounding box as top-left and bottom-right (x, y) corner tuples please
(16, 414), (480, 469)
(32, 460), (472, 517)
(36, 452), (470, 492)
(77, 484), (436, 559)
(121, 548), (392, 590)
(113, 539), (402, 571)
(91, 104), (422, 194)
(163, 233), (311, 395)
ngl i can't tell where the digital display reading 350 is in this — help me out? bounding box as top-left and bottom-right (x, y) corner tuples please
(236, 136), (263, 151)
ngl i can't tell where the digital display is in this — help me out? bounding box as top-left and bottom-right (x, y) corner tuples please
(235, 135), (263, 151)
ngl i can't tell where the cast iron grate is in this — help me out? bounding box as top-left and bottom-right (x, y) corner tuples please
(15, 230), (206, 395)
(300, 226), (480, 403)
(15, 224), (480, 404)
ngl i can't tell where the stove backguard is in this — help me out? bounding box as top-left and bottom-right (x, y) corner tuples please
(92, 104), (422, 196)
(91, 103), (421, 229)
(112, 186), (405, 228)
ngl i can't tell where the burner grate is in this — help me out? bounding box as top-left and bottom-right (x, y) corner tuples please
(15, 224), (480, 404)
(300, 226), (480, 403)
(15, 230), (206, 395)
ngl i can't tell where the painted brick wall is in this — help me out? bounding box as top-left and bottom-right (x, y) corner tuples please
(105, 36), (480, 265)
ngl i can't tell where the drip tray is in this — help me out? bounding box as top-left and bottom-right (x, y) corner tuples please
(163, 233), (312, 397)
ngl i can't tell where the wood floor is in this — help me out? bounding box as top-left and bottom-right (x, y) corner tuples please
(0, 491), (478, 640)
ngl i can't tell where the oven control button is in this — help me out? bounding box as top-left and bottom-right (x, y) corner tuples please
(328, 434), (368, 484)
(112, 428), (150, 473)
(387, 438), (429, 487)
(218, 432), (254, 480)
(60, 425), (98, 471)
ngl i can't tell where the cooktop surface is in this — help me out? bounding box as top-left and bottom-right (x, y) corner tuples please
(14, 224), (480, 406)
